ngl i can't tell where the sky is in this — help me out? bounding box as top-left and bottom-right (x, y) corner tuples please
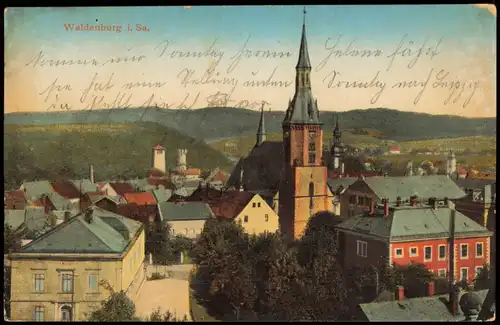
(4, 5), (497, 117)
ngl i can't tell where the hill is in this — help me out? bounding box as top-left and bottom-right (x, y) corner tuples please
(4, 107), (496, 141)
(3, 122), (233, 190)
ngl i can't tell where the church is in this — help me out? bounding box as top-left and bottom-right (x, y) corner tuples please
(227, 10), (375, 239)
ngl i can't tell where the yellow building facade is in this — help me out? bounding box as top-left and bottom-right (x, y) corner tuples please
(8, 208), (146, 321)
(234, 194), (280, 235)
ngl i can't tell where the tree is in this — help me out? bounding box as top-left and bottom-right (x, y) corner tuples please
(88, 285), (136, 322)
(146, 221), (176, 265)
(147, 308), (188, 322)
(192, 218), (257, 320)
(4, 224), (17, 254)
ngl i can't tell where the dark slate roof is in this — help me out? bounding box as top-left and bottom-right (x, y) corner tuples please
(21, 207), (142, 254)
(47, 192), (76, 210)
(51, 180), (81, 199)
(453, 178), (496, 190)
(4, 210), (26, 231)
(336, 205), (492, 241)
(158, 202), (214, 222)
(4, 190), (27, 210)
(355, 176), (467, 201)
(359, 289), (490, 321)
(283, 88), (321, 125)
(152, 188), (173, 203)
(21, 181), (55, 201)
(296, 23), (311, 69)
(209, 191), (256, 219)
(110, 183), (136, 196)
(70, 179), (100, 194)
(327, 178), (358, 194)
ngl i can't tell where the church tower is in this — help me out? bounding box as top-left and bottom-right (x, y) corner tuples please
(279, 8), (331, 240)
(331, 115), (344, 171)
(256, 103), (266, 147)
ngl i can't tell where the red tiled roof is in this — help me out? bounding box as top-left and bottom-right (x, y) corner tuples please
(147, 178), (173, 188)
(209, 191), (255, 219)
(211, 171), (228, 183)
(51, 181), (81, 199)
(184, 168), (201, 176)
(388, 146), (400, 151)
(154, 145), (165, 150)
(110, 183), (136, 196)
(4, 190), (27, 210)
(457, 167), (468, 174)
(117, 203), (158, 221)
(123, 192), (157, 206)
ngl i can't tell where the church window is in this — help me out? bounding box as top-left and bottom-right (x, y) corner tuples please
(309, 182), (314, 209)
(308, 130), (316, 165)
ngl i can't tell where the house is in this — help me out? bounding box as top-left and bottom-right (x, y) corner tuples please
(340, 175), (467, 219)
(387, 146), (401, 155)
(204, 168), (228, 184)
(151, 188), (173, 204)
(335, 200), (492, 283)
(32, 192), (77, 213)
(100, 182), (136, 198)
(453, 179), (495, 230)
(80, 193), (119, 213)
(4, 190), (27, 210)
(7, 207), (146, 321)
(4, 207), (53, 250)
(356, 285), (491, 321)
(51, 180), (82, 202)
(69, 179), (99, 194)
(128, 178), (157, 192)
(210, 191), (280, 236)
(247, 189), (280, 215)
(157, 202), (213, 238)
(123, 192), (157, 206)
(20, 181), (56, 202)
(327, 178), (358, 216)
(116, 203), (159, 225)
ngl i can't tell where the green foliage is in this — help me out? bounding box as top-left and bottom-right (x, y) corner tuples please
(4, 224), (16, 254)
(3, 122), (232, 189)
(146, 308), (188, 322)
(191, 214), (348, 321)
(394, 263), (435, 298)
(89, 290), (136, 322)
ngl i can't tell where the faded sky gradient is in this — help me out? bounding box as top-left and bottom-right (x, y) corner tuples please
(4, 5), (497, 117)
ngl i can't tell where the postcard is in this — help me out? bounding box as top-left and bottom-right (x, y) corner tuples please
(4, 5), (496, 322)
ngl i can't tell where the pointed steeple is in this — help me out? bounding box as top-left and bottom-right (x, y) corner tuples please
(283, 7), (321, 126)
(333, 115), (341, 140)
(296, 7), (311, 69)
(256, 103), (266, 146)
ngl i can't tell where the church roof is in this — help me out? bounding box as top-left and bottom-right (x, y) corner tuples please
(296, 15), (311, 69)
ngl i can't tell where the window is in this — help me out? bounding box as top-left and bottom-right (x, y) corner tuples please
(309, 182), (314, 209)
(438, 269), (447, 277)
(308, 131), (316, 164)
(34, 306), (44, 321)
(252, 202), (256, 208)
(264, 214), (269, 222)
(460, 243), (469, 259)
(475, 266), (483, 277)
(438, 245), (447, 261)
(61, 273), (73, 293)
(192, 229), (196, 235)
(460, 267), (469, 282)
(257, 202), (261, 208)
(244, 215), (248, 223)
(88, 274), (98, 291)
(424, 246), (432, 261)
(359, 196), (365, 206)
(34, 274), (45, 293)
(356, 240), (367, 258)
(476, 242), (484, 258)
(185, 228), (188, 235)
(172, 229), (175, 235)
(394, 248), (403, 258)
(409, 247), (418, 257)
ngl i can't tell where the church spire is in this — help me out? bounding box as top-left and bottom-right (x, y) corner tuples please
(333, 115), (341, 140)
(256, 103), (266, 146)
(296, 7), (311, 69)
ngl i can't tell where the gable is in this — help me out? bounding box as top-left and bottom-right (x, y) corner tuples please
(235, 195), (278, 223)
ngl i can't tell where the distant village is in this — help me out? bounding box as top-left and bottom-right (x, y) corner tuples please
(4, 11), (496, 323)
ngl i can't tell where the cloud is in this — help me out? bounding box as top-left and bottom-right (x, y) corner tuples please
(473, 4), (497, 17)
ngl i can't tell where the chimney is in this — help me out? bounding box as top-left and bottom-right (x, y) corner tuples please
(384, 199), (389, 217)
(410, 195), (418, 207)
(444, 197), (449, 206)
(396, 196), (402, 207)
(449, 284), (460, 315)
(369, 199), (375, 215)
(396, 285), (405, 300)
(341, 163), (345, 175)
(89, 164), (95, 184)
(426, 281), (435, 296)
(64, 211), (71, 222)
(84, 209), (94, 223)
(433, 198), (438, 210)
